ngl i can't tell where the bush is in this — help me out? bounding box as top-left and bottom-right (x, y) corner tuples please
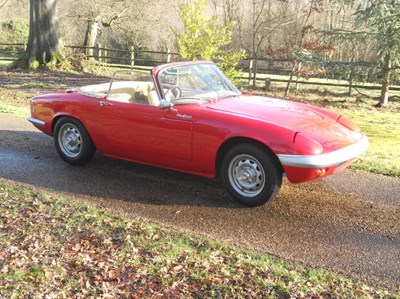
(0, 19), (29, 44)
(0, 19), (28, 60)
(173, 0), (246, 83)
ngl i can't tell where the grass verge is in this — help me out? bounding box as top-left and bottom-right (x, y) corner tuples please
(337, 109), (400, 176)
(0, 60), (12, 69)
(0, 181), (398, 298)
(0, 88), (31, 117)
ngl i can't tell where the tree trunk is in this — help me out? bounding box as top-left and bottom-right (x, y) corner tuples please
(252, 57), (258, 87)
(285, 60), (297, 97)
(84, 16), (100, 59)
(16, 0), (66, 69)
(378, 0), (396, 106)
(379, 53), (391, 106)
(294, 61), (302, 91)
(348, 57), (354, 96)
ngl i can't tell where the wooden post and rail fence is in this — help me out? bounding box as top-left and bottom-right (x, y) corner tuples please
(1, 42), (399, 92)
(0, 43), (180, 67)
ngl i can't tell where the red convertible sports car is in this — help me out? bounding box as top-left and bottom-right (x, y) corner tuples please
(28, 61), (368, 206)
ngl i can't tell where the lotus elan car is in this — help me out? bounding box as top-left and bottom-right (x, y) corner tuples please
(28, 61), (368, 206)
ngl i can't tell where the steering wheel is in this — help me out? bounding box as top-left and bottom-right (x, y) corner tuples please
(164, 86), (182, 100)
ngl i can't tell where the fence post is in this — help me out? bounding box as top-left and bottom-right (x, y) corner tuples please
(130, 46), (135, 68)
(167, 48), (171, 63)
(104, 48), (108, 63)
(264, 78), (271, 90)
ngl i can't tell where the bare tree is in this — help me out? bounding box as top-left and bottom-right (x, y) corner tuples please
(358, 0), (400, 106)
(284, 0), (323, 96)
(243, 0), (298, 86)
(0, 0), (28, 19)
(0, 0), (9, 9)
(75, 0), (135, 56)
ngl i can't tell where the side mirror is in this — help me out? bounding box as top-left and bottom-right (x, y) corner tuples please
(159, 99), (174, 110)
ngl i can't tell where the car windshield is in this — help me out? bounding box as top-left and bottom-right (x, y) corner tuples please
(157, 63), (240, 104)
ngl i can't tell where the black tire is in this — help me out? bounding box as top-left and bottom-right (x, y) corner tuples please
(220, 143), (282, 207)
(53, 117), (96, 165)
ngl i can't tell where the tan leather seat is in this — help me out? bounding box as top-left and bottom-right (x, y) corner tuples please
(148, 90), (160, 106)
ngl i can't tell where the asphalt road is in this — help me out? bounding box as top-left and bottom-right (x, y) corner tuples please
(0, 112), (399, 291)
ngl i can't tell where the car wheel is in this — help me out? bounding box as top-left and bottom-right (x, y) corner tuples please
(54, 117), (96, 165)
(221, 143), (282, 207)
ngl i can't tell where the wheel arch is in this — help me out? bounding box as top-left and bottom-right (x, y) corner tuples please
(52, 114), (97, 147)
(52, 114), (87, 135)
(215, 137), (284, 178)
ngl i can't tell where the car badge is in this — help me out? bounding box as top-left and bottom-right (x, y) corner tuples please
(176, 113), (192, 119)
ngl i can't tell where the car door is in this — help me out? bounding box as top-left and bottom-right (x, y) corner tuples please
(99, 100), (193, 164)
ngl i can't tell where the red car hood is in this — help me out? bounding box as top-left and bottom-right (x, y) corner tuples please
(207, 95), (362, 152)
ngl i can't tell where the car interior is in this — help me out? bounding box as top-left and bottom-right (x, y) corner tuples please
(79, 81), (160, 106)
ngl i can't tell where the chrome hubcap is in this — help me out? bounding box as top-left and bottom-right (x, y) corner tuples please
(58, 123), (82, 158)
(228, 154), (265, 197)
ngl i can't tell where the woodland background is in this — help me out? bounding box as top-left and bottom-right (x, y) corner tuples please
(0, 0), (399, 103)
(0, 0), (385, 62)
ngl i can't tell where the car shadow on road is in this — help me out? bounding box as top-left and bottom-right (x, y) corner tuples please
(0, 129), (246, 209)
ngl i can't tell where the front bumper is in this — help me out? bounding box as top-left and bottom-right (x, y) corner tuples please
(27, 116), (46, 126)
(277, 134), (369, 169)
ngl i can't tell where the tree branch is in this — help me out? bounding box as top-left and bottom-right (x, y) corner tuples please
(0, 0), (9, 9)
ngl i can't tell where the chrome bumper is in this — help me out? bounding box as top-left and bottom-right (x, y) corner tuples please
(278, 134), (369, 168)
(27, 116), (46, 126)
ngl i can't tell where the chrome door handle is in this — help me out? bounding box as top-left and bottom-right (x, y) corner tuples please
(99, 101), (113, 107)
